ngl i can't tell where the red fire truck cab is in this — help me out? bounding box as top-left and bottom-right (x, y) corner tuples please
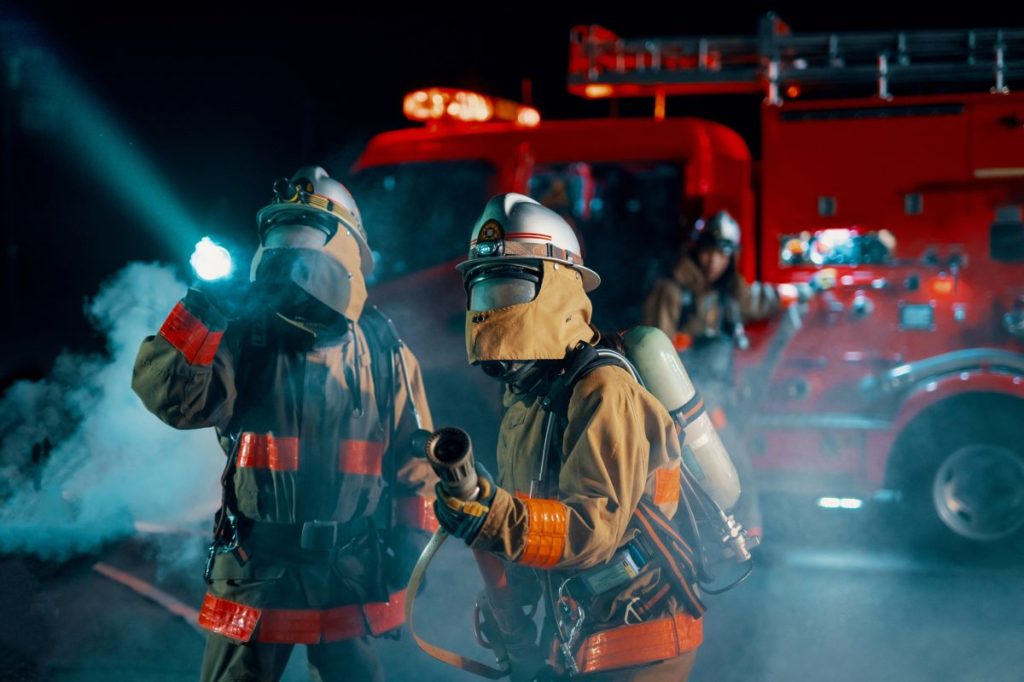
(352, 17), (1024, 545)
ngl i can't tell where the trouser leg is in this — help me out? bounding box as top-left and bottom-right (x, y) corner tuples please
(306, 636), (383, 682)
(199, 633), (294, 682)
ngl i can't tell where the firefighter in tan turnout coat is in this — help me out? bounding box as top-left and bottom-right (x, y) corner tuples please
(132, 167), (437, 682)
(433, 194), (704, 681)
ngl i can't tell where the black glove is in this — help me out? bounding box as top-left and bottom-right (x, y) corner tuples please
(188, 276), (250, 322)
(433, 464), (497, 545)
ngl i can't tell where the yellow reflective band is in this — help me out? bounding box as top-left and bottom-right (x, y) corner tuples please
(303, 192), (360, 231)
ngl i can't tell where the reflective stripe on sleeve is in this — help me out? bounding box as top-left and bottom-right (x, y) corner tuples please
(518, 498), (568, 569)
(651, 465), (682, 505)
(158, 302), (223, 366)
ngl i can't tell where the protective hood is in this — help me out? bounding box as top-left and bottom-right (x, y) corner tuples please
(250, 226), (368, 322)
(466, 260), (598, 364)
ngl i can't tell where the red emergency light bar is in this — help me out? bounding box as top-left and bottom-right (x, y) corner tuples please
(403, 88), (541, 127)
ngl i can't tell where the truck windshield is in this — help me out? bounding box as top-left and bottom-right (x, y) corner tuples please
(348, 161), (495, 283)
(529, 162), (683, 330)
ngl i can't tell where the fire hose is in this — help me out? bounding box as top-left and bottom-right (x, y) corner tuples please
(404, 426), (512, 679)
(404, 528), (511, 679)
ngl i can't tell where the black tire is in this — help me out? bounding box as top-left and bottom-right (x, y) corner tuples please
(888, 393), (1024, 554)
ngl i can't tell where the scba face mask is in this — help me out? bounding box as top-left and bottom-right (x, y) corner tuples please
(465, 260), (597, 365)
(467, 263), (542, 312)
(251, 223), (368, 322)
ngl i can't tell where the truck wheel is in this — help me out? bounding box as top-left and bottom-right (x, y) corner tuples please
(893, 395), (1024, 546)
(928, 442), (1024, 542)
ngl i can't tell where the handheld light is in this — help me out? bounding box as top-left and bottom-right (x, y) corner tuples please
(190, 237), (233, 281)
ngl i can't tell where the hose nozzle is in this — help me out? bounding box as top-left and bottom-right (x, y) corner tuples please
(425, 427), (478, 501)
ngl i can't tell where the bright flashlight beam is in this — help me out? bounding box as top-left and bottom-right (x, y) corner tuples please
(190, 237), (233, 281)
(28, 42), (202, 254)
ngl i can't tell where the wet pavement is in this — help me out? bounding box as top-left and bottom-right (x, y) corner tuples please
(4, 494), (1022, 681)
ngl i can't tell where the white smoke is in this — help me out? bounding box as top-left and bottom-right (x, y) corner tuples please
(0, 262), (223, 560)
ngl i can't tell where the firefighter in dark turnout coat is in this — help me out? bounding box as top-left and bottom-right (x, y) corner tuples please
(133, 167), (436, 682)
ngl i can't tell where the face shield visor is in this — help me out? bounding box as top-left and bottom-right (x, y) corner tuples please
(466, 262), (542, 312)
(263, 224), (329, 249)
(250, 221), (367, 323)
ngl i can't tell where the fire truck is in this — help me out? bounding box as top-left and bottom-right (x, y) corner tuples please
(351, 15), (1024, 545)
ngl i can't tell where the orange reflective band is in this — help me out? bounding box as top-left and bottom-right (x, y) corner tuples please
(159, 302), (223, 366)
(518, 498), (568, 569)
(338, 440), (384, 476)
(235, 435), (385, 475)
(652, 466), (682, 505)
(198, 593), (260, 643)
(576, 612), (703, 674)
(363, 589), (407, 636)
(259, 608), (323, 644)
(237, 433), (300, 471)
(198, 591), (407, 644)
(396, 496), (440, 532)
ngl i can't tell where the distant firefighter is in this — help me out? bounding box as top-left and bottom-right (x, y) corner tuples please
(434, 194), (704, 680)
(132, 167), (437, 682)
(643, 210), (782, 540)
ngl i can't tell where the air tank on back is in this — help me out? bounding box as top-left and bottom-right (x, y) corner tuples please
(622, 326), (742, 511)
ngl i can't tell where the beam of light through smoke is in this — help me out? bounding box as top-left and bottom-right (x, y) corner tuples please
(39, 65), (204, 253)
(0, 263), (223, 560)
(7, 23), (203, 256)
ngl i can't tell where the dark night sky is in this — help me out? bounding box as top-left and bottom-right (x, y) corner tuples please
(1, 1), (1021, 384)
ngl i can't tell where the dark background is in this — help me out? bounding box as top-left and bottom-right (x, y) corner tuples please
(2, 1), (1021, 384)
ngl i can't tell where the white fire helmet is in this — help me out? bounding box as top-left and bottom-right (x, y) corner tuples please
(696, 210), (741, 256)
(455, 193), (600, 295)
(255, 166), (373, 277)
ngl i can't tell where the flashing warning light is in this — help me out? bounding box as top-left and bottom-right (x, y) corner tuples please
(930, 275), (954, 296)
(584, 84), (614, 98)
(785, 84), (801, 98)
(517, 107), (541, 127)
(403, 88), (540, 127)
(191, 237), (233, 281)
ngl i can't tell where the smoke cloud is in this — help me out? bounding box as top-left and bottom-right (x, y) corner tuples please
(0, 263), (222, 561)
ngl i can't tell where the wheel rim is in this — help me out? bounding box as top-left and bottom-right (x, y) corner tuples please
(932, 444), (1024, 542)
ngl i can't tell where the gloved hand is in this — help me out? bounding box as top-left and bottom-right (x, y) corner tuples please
(433, 464), (497, 544)
(187, 276), (250, 322)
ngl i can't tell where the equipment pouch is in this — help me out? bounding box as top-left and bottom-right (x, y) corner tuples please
(332, 519), (390, 604)
(566, 543), (648, 599)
